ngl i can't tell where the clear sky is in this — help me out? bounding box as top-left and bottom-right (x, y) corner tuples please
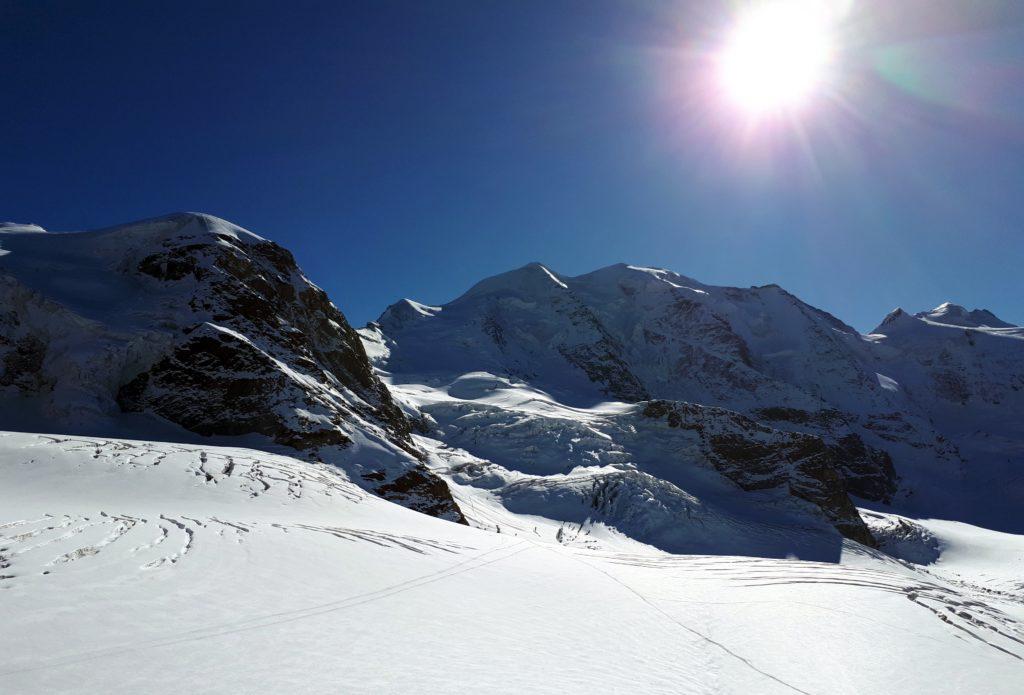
(3, 0), (1023, 331)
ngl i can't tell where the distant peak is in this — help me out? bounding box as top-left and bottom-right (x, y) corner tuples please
(0, 222), (47, 234)
(915, 302), (1014, 329)
(529, 262), (569, 289)
(883, 307), (907, 323)
(120, 211), (230, 230)
(870, 308), (916, 335)
(458, 262), (569, 300)
(625, 264), (670, 274)
(377, 298), (441, 331)
(395, 298), (441, 317)
(83, 212), (268, 249)
(929, 301), (968, 317)
(586, 263), (674, 277)
(571, 263), (708, 294)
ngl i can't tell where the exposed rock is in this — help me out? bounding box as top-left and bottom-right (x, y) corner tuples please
(642, 400), (875, 545)
(829, 433), (897, 502)
(752, 407), (898, 502)
(117, 325), (342, 447)
(372, 467), (468, 524)
(0, 334), (47, 391)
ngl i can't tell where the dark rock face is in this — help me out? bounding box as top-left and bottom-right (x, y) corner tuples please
(120, 223), (411, 450)
(931, 368), (971, 405)
(0, 280), (65, 398)
(753, 408), (898, 503)
(830, 433), (897, 503)
(752, 406), (844, 427)
(0, 334), (47, 392)
(118, 325), (345, 449)
(557, 341), (649, 402)
(551, 302), (651, 401)
(124, 217), (464, 521)
(642, 400), (876, 546)
(371, 468), (469, 524)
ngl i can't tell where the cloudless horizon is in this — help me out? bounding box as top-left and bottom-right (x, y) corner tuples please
(3, 0), (1023, 331)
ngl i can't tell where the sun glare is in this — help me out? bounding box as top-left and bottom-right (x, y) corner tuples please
(718, 1), (836, 115)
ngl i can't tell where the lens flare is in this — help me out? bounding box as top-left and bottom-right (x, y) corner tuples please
(718, 1), (837, 114)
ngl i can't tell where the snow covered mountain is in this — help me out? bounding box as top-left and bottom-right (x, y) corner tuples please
(0, 213), (461, 520)
(368, 262), (1024, 538)
(868, 305), (1024, 529)
(2, 215), (1022, 693)
(913, 301), (1016, 329)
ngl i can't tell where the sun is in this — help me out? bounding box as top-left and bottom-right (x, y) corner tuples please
(718, 1), (836, 114)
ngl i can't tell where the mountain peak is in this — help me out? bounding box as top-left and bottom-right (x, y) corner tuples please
(0, 222), (47, 234)
(571, 263), (708, 295)
(872, 307), (913, 333)
(915, 302), (1014, 329)
(377, 298), (442, 332)
(459, 262), (568, 300)
(92, 212), (268, 246)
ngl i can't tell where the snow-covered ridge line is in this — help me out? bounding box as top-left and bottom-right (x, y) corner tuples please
(371, 258), (1024, 538)
(0, 222), (46, 234)
(2, 213), (1021, 553)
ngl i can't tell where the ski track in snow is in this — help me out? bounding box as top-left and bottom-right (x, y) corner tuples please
(2, 432), (1023, 694)
(0, 539), (532, 679)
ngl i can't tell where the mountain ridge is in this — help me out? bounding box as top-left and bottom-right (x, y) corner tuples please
(371, 258), (1023, 536)
(2, 215), (1022, 548)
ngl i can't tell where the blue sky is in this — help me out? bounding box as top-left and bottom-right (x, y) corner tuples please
(3, 0), (1023, 331)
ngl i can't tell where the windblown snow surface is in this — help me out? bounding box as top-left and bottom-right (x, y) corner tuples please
(2, 432), (1023, 694)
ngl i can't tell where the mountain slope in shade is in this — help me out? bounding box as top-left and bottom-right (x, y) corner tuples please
(867, 304), (1024, 529)
(0, 213), (462, 521)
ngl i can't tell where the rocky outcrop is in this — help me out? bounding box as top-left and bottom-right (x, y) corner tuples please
(0, 328), (46, 392)
(115, 216), (411, 452)
(641, 400), (875, 545)
(829, 433), (897, 502)
(752, 407), (898, 502)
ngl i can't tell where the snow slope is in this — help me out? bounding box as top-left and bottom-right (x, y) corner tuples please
(2, 432), (1022, 694)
